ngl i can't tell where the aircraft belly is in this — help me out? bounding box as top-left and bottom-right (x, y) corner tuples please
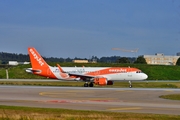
(109, 73), (137, 81)
(108, 73), (126, 80)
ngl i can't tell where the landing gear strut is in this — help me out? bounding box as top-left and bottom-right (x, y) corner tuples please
(129, 81), (132, 88)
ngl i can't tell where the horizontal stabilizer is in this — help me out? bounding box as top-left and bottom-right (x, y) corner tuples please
(25, 68), (41, 73)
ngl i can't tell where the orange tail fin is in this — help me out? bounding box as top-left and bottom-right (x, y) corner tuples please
(28, 47), (49, 70)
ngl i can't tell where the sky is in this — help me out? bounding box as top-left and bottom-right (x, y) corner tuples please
(0, 0), (180, 59)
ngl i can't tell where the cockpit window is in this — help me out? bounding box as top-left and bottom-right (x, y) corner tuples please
(136, 71), (142, 73)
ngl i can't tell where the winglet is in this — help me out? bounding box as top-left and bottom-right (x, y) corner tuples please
(57, 64), (66, 73)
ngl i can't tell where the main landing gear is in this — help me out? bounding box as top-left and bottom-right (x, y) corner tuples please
(129, 81), (132, 88)
(84, 82), (94, 87)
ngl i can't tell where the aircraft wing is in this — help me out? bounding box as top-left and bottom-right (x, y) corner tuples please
(57, 64), (105, 81)
(68, 73), (95, 79)
(57, 64), (96, 79)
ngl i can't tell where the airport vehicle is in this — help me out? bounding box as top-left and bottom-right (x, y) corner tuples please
(26, 47), (148, 87)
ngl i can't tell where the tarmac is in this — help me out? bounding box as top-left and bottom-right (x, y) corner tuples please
(0, 85), (180, 115)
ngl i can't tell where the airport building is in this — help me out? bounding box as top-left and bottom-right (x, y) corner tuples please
(143, 53), (180, 65)
(8, 61), (30, 66)
(72, 60), (89, 63)
(72, 59), (97, 63)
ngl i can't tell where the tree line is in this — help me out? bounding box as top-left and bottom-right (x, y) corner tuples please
(0, 51), (150, 64)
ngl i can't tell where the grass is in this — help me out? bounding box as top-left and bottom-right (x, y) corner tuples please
(0, 81), (180, 88)
(0, 105), (180, 120)
(1, 63), (180, 80)
(159, 94), (180, 100)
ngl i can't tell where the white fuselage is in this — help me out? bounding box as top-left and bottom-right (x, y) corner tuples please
(48, 66), (148, 81)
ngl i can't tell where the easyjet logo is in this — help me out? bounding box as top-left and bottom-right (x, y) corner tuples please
(109, 69), (126, 72)
(29, 48), (44, 66)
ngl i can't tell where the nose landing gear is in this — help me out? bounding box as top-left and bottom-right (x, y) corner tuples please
(129, 81), (132, 88)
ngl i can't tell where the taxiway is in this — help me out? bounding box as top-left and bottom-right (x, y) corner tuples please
(0, 85), (180, 115)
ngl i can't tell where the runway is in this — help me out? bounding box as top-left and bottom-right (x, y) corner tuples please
(0, 85), (180, 115)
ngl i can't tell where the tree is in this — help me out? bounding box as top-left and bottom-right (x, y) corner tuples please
(176, 57), (180, 66)
(117, 57), (130, 63)
(134, 56), (147, 64)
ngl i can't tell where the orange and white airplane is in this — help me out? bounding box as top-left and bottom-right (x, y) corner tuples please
(26, 47), (148, 88)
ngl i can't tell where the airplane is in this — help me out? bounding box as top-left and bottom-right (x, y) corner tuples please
(26, 47), (148, 88)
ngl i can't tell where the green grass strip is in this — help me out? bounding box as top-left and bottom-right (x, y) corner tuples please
(160, 94), (180, 100)
(0, 105), (180, 120)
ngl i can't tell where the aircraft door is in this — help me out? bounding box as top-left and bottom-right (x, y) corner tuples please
(127, 69), (132, 79)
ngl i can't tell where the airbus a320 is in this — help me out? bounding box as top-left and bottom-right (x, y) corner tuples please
(26, 47), (148, 88)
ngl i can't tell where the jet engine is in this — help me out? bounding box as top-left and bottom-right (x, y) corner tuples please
(107, 80), (113, 85)
(94, 78), (113, 86)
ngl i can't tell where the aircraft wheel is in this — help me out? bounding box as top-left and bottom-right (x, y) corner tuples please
(89, 82), (94, 87)
(84, 83), (88, 87)
(129, 81), (132, 88)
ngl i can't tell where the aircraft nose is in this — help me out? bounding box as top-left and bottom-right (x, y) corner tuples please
(142, 73), (148, 80)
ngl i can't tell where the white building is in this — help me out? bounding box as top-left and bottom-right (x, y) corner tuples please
(8, 61), (18, 66)
(143, 53), (180, 65)
(72, 60), (89, 63)
(8, 61), (30, 66)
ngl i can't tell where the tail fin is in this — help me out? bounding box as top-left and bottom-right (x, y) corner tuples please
(28, 47), (60, 79)
(28, 47), (49, 71)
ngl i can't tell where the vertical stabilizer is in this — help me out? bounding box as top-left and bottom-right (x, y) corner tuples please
(28, 47), (58, 79)
(28, 47), (49, 72)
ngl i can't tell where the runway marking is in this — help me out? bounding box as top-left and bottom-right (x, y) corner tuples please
(115, 90), (133, 92)
(107, 107), (142, 111)
(66, 90), (95, 93)
(39, 92), (119, 101)
(87, 98), (116, 100)
(44, 100), (70, 103)
(43, 99), (120, 103)
(40, 92), (75, 95)
(39, 92), (76, 98)
(39, 90), (94, 96)
(39, 91), (116, 100)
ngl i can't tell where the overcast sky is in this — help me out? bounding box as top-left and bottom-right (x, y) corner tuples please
(0, 0), (180, 58)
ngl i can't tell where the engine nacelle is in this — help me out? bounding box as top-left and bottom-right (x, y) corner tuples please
(94, 78), (113, 86)
(107, 81), (113, 85)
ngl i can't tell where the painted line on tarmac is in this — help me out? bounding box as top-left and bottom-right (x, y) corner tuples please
(107, 107), (142, 111)
(42, 99), (123, 103)
(39, 92), (76, 98)
(115, 90), (133, 92)
(39, 91), (120, 102)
